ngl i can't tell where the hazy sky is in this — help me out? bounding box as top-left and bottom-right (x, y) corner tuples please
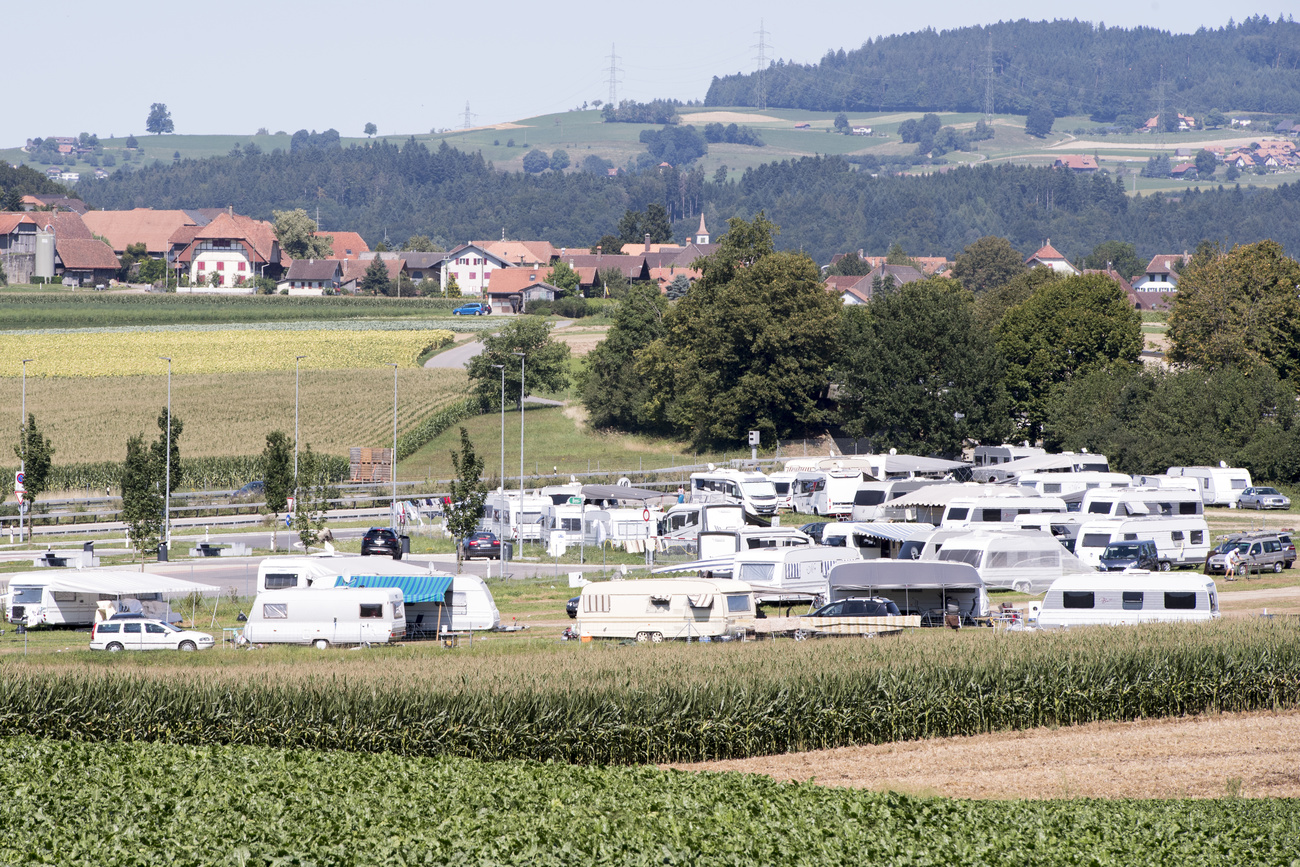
(7, 0), (1242, 143)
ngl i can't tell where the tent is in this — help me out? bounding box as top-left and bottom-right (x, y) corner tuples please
(826, 560), (989, 620)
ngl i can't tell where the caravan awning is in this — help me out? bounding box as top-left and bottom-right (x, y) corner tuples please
(879, 455), (968, 475)
(19, 571), (220, 596)
(651, 557), (736, 575)
(848, 522), (934, 542)
(335, 574), (454, 603)
(828, 560), (984, 590)
(581, 484), (669, 503)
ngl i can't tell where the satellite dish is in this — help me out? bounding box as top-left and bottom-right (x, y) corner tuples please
(707, 463), (716, 471)
(1081, 447), (1088, 453)
(1219, 460), (1228, 468)
(889, 447), (897, 455)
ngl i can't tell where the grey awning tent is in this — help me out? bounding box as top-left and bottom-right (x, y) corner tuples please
(877, 455), (969, 476)
(580, 484), (671, 503)
(847, 522), (935, 542)
(651, 557), (736, 576)
(827, 560), (983, 592)
(14, 570), (221, 596)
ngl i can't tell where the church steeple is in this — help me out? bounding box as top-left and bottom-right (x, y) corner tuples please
(693, 213), (709, 245)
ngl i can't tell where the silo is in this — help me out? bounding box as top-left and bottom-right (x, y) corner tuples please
(35, 227), (55, 280)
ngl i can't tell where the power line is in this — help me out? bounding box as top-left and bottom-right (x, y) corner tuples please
(606, 44), (623, 107)
(753, 19), (770, 110)
(462, 101), (477, 130)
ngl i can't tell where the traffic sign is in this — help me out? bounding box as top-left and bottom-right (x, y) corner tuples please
(642, 508), (651, 522)
(15, 471), (24, 487)
(567, 496), (583, 505)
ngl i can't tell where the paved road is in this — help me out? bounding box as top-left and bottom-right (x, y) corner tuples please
(424, 319), (573, 370)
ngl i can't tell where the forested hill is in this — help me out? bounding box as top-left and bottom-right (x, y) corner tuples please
(706, 16), (1300, 118)
(78, 141), (1300, 263)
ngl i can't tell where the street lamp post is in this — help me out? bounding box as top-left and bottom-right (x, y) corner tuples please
(492, 364), (505, 578)
(513, 352), (525, 552)
(387, 362), (398, 530)
(294, 355), (306, 504)
(19, 358), (31, 541)
(159, 356), (172, 551)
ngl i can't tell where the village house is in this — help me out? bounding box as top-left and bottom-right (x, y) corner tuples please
(178, 211), (287, 291)
(277, 259), (343, 295)
(1024, 241), (1080, 275)
(440, 243), (509, 295)
(485, 267), (560, 313)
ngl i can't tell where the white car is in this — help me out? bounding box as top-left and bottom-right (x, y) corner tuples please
(89, 618), (215, 652)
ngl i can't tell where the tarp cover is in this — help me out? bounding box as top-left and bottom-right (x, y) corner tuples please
(650, 557), (736, 575)
(828, 560), (984, 590)
(581, 484), (669, 503)
(878, 455), (968, 474)
(16, 570), (220, 596)
(335, 574), (453, 604)
(885, 484), (1035, 509)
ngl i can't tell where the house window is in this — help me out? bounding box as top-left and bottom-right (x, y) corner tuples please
(197, 261), (205, 270)
(217, 262), (225, 271)
(238, 262), (246, 272)
(468, 272), (476, 280)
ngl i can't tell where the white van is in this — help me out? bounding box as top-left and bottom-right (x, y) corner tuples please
(929, 530), (1093, 594)
(243, 587), (406, 647)
(732, 545), (861, 603)
(576, 578), (755, 641)
(1166, 466), (1253, 506)
(940, 495), (1067, 529)
(850, 479), (942, 521)
(690, 468), (779, 516)
(768, 471), (798, 511)
(1036, 572), (1219, 627)
(1074, 516), (1210, 569)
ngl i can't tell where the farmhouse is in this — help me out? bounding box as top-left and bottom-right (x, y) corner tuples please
(178, 211), (287, 291)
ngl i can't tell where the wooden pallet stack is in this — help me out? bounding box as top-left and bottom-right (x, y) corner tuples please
(350, 447), (393, 483)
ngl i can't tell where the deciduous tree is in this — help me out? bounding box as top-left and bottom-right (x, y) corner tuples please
(1025, 108), (1054, 137)
(447, 428), (487, 566)
(293, 444), (334, 552)
(522, 149), (550, 173)
(145, 103), (174, 134)
(14, 414), (53, 536)
(950, 236), (1026, 293)
(466, 318), (571, 410)
(261, 431), (293, 550)
(1080, 240), (1145, 280)
(364, 122), (377, 137)
(273, 209), (333, 260)
(580, 284), (668, 430)
(545, 260), (580, 296)
(121, 433), (162, 563)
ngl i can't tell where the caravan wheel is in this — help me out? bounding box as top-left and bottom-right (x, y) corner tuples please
(313, 639), (330, 650)
(636, 632), (650, 643)
(651, 632), (664, 643)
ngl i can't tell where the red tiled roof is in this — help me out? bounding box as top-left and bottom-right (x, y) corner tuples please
(1054, 155), (1098, 171)
(0, 214), (37, 234)
(487, 268), (559, 293)
(81, 209), (197, 255)
(1026, 242), (1068, 264)
(479, 240), (558, 265)
(56, 238), (120, 270)
(314, 231), (369, 259)
(191, 212), (283, 265)
(1145, 254), (1184, 274)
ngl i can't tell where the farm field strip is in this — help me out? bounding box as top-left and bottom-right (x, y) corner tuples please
(3, 736), (1295, 867)
(0, 317), (494, 337)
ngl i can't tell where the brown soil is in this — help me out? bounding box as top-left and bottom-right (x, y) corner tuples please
(667, 710), (1300, 799)
(553, 327), (609, 356)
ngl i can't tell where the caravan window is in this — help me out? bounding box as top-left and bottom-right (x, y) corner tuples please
(1042, 483), (1061, 494)
(1231, 479), (1247, 490)
(12, 587), (41, 604)
(1179, 502), (1199, 515)
(1081, 533), (1111, 548)
(937, 548), (983, 568)
(726, 595), (751, 613)
(739, 563), (776, 585)
(1190, 530), (1204, 545)
(980, 508), (1002, 522)
(855, 490), (886, 506)
(1171, 531), (1185, 542)
(1122, 591), (1144, 610)
(560, 518), (581, 532)
(1163, 592), (1197, 610)
(1088, 502), (1111, 514)
(1062, 591), (1095, 609)
(451, 592), (468, 615)
(264, 573), (297, 590)
(359, 604), (383, 619)
(583, 594), (610, 613)
(262, 603), (288, 619)
(946, 507), (969, 521)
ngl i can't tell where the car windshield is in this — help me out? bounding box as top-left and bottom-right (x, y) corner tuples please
(1255, 488), (1280, 496)
(741, 481), (777, 499)
(1102, 544), (1141, 558)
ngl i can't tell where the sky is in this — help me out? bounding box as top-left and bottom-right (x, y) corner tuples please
(6, 0), (1246, 144)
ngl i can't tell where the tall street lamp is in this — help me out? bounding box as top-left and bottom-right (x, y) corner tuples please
(294, 355), (306, 503)
(512, 352), (525, 496)
(387, 362), (398, 530)
(19, 358), (32, 540)
(159, 356), (172, 551)
(492, 363), (505, 578)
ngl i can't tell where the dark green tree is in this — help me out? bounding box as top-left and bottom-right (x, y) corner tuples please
(998, 272), (1143, 439)
(1195, 148), (1217, 178)
(544, 260), (580, 296)
(273, 209), (333, 260)
(466, 318), (571, 410)
(1080, 240), (1145, 280)
(522, 149), (550, 173)
(834, 113), (850, 134)
(121, 433), (162, 563)
(594, 267), (629, 299)
(447, 427), (488, 566)
(827, 252), (872, 277)
(14, 414), (54, 535)
(402, 234), (442, 252)
(145, 103), (174, 134)
(150, 408), (183, 497)
(665, 274), (690, 299)
(1025, 108), (1055, 137)
(837, 278), (1010, 455)
(261, 430), (293, 551)
(364, 122), (377, 137)
(293, 444), (335, 552)
(550, 149), (570, 171)
(580, 284), (668, 430)
(950, 236), (1026, 293)
(974, 266), (1061, 333)
(360, 256), (392, 296)
(591, 234), (623, 254)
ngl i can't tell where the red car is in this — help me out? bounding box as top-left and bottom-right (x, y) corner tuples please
(460, 531), (502, 560)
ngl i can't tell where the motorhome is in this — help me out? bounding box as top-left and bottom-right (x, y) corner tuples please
(697, 526), (812, 559)
(850, 479), (943, 521)
(1035, 572), (1219, 627)
(927, 530), (1094, 594)
(938, 495), (1067, 529)
(1016, 471), (1132, 497)
(1074, 487), (1204, 518)
(768, 471), (798, 511)
(6, 570), (217, 628)
(1073, 516), (1211, 569)
(481, 490), (551, 541)
(731, 545), (862, 603)
(822, 522), (936, 560)
(789, 468), (866, 517)
(1011, 513), (1088, 553)
(243, 587), (406, 647)
(658, 503), (747, 541)
(825, 560), (990, 623)
(576, 577), (755, 641)
(971, 451), (1111, 483)
(690, 468), (779, 516)
(972, 444), (1046, 470)
(1165, 465), (1253, 507)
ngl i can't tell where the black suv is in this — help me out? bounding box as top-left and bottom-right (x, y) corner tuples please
(460, 531), (502, 560)
(360, 527), (403, 559)
(1099, 540), (1161, 572)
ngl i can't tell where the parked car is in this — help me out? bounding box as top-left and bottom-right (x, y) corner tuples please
(799, 522), (827, 544)
(230, 480), (264, 502)
(1098, 540), (1161, 572)
(90, 618), (215, 652)
(1237, 486), (1291, 510)
(460, 531), (501, 560)
(452, 302), (492, 316)
(1205, 532), (1289, 575)
(566, 596), (580, 618)
(806, 597), (901, 618)
(360, 527), (403, 559)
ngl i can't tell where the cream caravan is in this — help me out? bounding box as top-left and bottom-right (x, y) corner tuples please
(576, 578), (755, 641)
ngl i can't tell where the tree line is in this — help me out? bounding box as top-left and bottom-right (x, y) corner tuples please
(704, 16), (1300, 118)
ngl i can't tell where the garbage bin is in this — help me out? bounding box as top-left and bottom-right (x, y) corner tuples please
(400, 535), (411, 555)
(157, 541), (168, 562)
(502, 542), (513, 562)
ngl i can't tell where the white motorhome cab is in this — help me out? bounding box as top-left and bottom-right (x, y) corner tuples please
(690, 468), (779, 516)
(1166, 466), (1253, 506)
(731, 545), (862, 603)
(940, 496), (1067, 529)
(1017, 471), (1132, 497)
(1074, 516), (1210, 569)
(1075, 487), (1204, 518)
(658, 503), (747, 542)
(1036, 572), (1219, 627)
(243, 587), (406, 647)
(789, 469), (865, 517)
(850, 479), (942, 522)
(576, 578), (755, 641)
(768, 471), (798, 511)
(928, 530), (1093, 594)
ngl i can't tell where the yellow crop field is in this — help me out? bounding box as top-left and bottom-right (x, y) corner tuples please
(0, 328), (453, 378)
(3, 367), (469, 464)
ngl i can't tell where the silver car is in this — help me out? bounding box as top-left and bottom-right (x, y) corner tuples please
(1237, 487), (1291, 510)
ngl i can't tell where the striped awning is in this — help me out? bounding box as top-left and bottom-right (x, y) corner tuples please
(334, 574), (453, 603)
(848, 522), (934, 542)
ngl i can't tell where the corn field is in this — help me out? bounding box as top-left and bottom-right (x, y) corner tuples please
(1, 620), (1296, 765)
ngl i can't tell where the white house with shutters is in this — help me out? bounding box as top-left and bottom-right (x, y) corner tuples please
(440, 243), (510, 296)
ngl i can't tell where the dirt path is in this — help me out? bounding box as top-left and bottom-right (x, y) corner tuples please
(667, 710), (1300, 799)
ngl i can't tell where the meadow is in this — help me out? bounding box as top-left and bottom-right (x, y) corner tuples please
(0, 736), (1294, 867)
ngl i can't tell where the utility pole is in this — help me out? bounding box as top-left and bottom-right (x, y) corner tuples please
(753, 20), (770, 111)
(606, 44), (622, 107)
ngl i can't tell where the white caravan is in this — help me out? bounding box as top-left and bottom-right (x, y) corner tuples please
(576, 577), (755, 641)
(1074, 516), (1211, 569)
(1074, 487), (1204, 518)
(481, 490), (550, 541)
(447, 574), (501, 631)
(732, 545), (862, 603)
(971, 451), (1111, 483)
(1165, 465), (1253, 506)
(928, 530), (1094, 594)
(881, 483), (1036, 525)
(1016, 471), (1132, 497)
(822, 522), (936, 560)
(939, 495), (1067, 529)
(972, 444), (1045, 470)
(850, 479), (943, 522)
(690, 468), (779, 516)
(658, 503), (747, 542)
(257, 555), (435, 592)
(826, 560), (990, 622)
(768, 471), (798, 511)
(697, 527), (812, 559)
(1036, 572), (1219, 627)
(6, 570), (218, 628)
(243, 587), (406, 647)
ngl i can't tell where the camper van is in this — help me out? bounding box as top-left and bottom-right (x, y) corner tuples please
(481, 491), (550, 541)
(243, 587), (406, 647)
(928, 530), (1094, 594)
(690, 468), (779, 516)
(1036, 572), (1219, 627)
(1011, 513), (1087, 553)
(658, 503), (747, 542)
(850, 479), (943, 522)
(939, 495), (1067, 529)
(697, 527), (812, 559)
(6, 570), (216, 628)
(576, 578), (755, 641)
(731, 545), (862, 603)
(1074, 516), (1210, 569)
(1074, 487), (1204, 518)
(789, 468), (866, 517)
(768, 471), (798, 511)
(1166, 466), (1253, 506)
